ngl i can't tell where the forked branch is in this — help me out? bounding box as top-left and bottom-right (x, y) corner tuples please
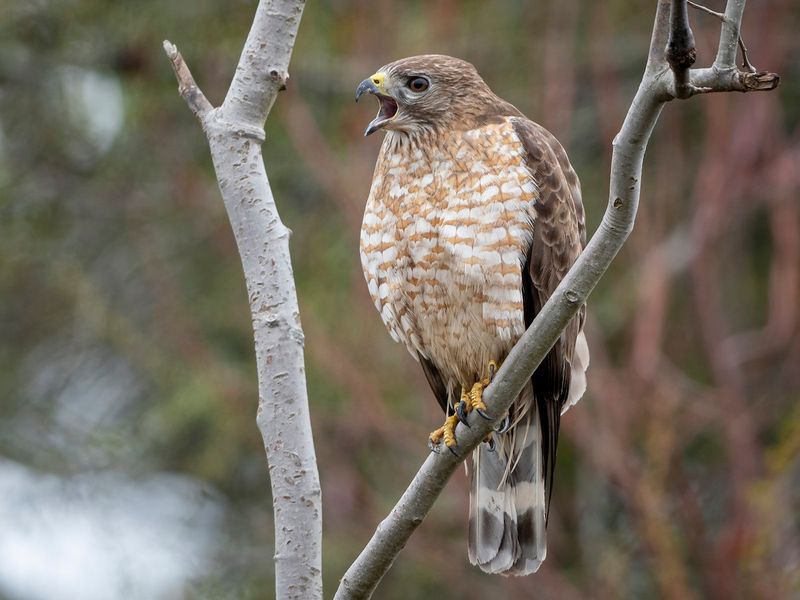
(688, 0), (755, 71)
(164, 2), (321, 600)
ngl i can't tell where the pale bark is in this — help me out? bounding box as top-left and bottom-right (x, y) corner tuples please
(163, 1), (322, 599)
(334, 1), (778, 598)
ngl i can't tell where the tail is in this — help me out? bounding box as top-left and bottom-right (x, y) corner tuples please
(467, 386), (546, 576)
(468, 329), (590, 576)
(562, 329), (590, 415)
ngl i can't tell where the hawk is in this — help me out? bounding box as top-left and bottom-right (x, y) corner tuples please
(356, 55), (589, 575)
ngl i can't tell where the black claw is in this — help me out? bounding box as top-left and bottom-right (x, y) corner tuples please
(428, 439), (440, 454)
(476, 408), (491, 420)
(495, 415), (510, 434)
(485, 436), (496, 452)
(447, 444), (459, 457)
(488, 362), (497, 383)
(456, 401), (469, 424)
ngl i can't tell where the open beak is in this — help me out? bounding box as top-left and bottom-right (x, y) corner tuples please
(355, 74), (398, 136)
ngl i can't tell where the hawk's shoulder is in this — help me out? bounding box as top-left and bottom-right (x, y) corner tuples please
(507, 117), (585, 285)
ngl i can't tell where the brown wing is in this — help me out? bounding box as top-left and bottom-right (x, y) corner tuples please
(512, 117), (586, 516)
(419, 353), (450, 413)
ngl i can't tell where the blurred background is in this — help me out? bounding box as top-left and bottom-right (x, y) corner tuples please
(1, 1), (798, 598)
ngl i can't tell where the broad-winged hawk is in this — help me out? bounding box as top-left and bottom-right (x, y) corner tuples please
(356, 54), (589, 575)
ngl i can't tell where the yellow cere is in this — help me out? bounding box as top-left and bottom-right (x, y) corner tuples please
(370, 72), (386, 89)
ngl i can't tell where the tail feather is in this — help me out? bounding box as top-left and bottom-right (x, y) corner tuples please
(468, 387), (546, 576)
(468, 442), (511, 568)
(468, 330), (590, 576)
(562, 329), (590, 415)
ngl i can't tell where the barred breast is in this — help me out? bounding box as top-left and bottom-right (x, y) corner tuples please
(360, 119), (538, 389)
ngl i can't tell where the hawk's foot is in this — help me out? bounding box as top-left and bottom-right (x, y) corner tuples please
(456, 360), (499, 422)
(428, 414), (460, 456)
(429, 360), (499, 456)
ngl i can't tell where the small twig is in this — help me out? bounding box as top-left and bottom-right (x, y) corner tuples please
(687, 0), (723, 20)
(162, 40), (213, 120)
(738, 36), (756, 73)
(689, 66), (778, 94)
(687, 1), (755, 72)
(740, 70), (780, 90)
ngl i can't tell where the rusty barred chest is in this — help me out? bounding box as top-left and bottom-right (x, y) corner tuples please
(360, 119), (538, 390)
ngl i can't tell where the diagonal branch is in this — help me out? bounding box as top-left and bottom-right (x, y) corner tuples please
(164, 2), (321, 599)
(334, 0), (779, 597)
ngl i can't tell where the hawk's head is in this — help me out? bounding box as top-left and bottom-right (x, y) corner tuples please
(355, 54), (500, 137)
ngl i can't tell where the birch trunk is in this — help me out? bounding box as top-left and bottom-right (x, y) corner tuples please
(164, 1), (322, 598)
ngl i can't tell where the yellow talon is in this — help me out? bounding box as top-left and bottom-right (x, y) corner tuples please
(466, 359), (497, 415)
(468, 381), (487, 413)
(429, 414), (459, 449)
(428, 360), (499, 452)
(460, 388), (471, 410)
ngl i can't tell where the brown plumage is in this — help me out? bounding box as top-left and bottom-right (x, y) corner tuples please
(357, 54), (589, 575)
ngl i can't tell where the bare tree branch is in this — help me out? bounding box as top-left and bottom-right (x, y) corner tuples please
(164, 2), (322, 599)
(687, 0), (724, 19)
(163, 42), (213, 119)
(688, 1), (756, 71)
(334, 1), (779, 597)
(715, 0), (746, 69)
(689, 67), (779, 93)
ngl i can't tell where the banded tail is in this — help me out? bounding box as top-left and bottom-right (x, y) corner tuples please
(468, 330), (589, 575)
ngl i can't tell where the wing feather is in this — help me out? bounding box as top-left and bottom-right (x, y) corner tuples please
(419, 353), (451, 414)
(512, 117), (587, 517)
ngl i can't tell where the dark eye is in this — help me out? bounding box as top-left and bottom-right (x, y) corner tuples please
(407, 77), (429, 93)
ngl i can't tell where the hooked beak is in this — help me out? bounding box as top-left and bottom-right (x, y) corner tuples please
(355, 73), (398, 136)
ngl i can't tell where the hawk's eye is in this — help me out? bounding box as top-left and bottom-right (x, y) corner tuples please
(407, 77), (429, 93)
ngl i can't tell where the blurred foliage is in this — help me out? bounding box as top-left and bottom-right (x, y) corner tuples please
(1, 0), (799, 598)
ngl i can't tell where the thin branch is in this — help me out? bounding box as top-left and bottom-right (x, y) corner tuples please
(162, 41), (213, 120)
(738, 35), (756, 73)
(681, 0), (779, 95)
(335, 0), (780, 596)
(714, 0), (746, 69)
(688, 1), (756, 72)
(687, 0), (723, 19)
(689, 67), (779, 94)
(165, 2), (321, 599)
